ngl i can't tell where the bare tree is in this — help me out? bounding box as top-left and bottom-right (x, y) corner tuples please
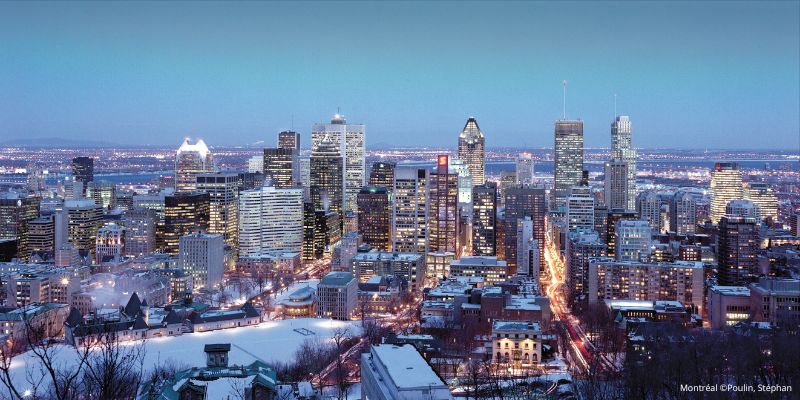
(82, 329), (147, 400)
(330, 327), (352, 400)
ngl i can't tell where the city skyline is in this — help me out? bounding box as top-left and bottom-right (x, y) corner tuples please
(1, 1), (798, 150)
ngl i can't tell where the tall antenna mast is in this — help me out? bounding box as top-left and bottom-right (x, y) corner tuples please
(562, 80), (567, 119)
(291, 113), (294, 131)
(614, 93), (618, 119)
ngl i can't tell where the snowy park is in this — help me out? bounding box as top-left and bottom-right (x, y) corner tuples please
(6, 317), (361, 395)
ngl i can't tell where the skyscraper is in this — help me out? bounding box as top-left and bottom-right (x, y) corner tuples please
(611, 116), (636, 210)
(503, 185), (546, 275)
(515, 153), (534, 185)
(179, 232), (224, 290)
(0, 191), (40, 261)
(636, 190), (663, 233)
(368, 161), (396, 197)
(65, 198), (103, 259)
(671, 191), (697, 235)
(263, 147), (299, 188)
(746, 183), (778, 223)
(604, 161), (629, 210)
(71, 157), (94, 196)
(162, 192), (210, 254)
(710, 162), (744, 224)
(457, 117), (485, 186)
(428, 155), (459, 255)
(311, 113), (365, 214)
(566, 183), (595, 232)
(238, 186), (304, 258)
(605, 209), (639, 256)
(122, 208), (156, 257)
(310, 135), (344, 216)
(566, 229), (606, 302)
(516, 216), (540, 277)
(472, 182), (498, 256)
(553, 120), (584, 210)
(86, 180), (116, 210)
(175, 138), (215, 193)
(717, 215), (759, 286)
(357, 186), (391, 251)
(278, 130), (300, 154)
(392, 167), (429, 254)
(196, 172), (241, 248)
(615, 219), (652, 261)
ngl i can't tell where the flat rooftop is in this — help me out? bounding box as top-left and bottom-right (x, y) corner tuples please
(370, 344), (447, 390)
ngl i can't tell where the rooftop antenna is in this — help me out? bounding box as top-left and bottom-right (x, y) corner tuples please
(562, 80), (567, 119)
(337, 106), (340, 115)
(614, 93), (618, 119)
(291, 113), (294, 131)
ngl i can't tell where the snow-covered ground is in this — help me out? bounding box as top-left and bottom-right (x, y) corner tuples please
(8, 317), (360, 394)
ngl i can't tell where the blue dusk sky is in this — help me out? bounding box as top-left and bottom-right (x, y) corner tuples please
(0, 1), (798, 150)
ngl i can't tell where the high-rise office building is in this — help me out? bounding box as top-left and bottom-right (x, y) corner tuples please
(516, 216), (540, 278)
(310, 135), (344, 216)
(179, 232), (224, 290)
(27, 215), (55, 259)
(71, 157), (94, 196)
(671, 191), (697, 235)
(278, 130), (300, 154)
(636, 190), (663, 233)
(65, 199), (103, 259)
(263, 148), (299, 188)
(86, 180), (116, 210)
(604, 161), (629, 210)
(428, 155), (459, 255)
(710, 162), (743, 224)
(239, 186), (303, 258)
(122, 208), (156, 257)
(726, 199), (760, 220)
(615, 219), (651, 261)
(302, 203), (341, 261)
(457, 117), (485, 186)
(175, 138), (215, 193)
(247, 155), (263, 174)
(746, 183), (778, 223)
(0, 191), (40, 261)
(448, 159), (473, 211)
(392, 167), (428, 254)
(566, 229), (606, 302)
(368, 161), (396, 197)
(515, 153), (534, 185)
(357, 186), (391, 251)
(553, 120), (584, 210)
(196, 173), (241, 248)
(311, 113), (365, 214)
(162, 192), (210, 255)
(503, 185), (546, 275)
(566, 182), (594, 232)
(605, 209), (639, 256)
(472, 182), (498, 256)
(717, 215), (759, 286)
(96, 223), (125, 263)
(611, 116), (636, 210)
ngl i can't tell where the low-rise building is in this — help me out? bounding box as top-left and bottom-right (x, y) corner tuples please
(707, 286), (751, 329)
(491, 320), (542, 366)
(360, 344), (453, 400)
(277, 285), (317, 318)
(449, 256), (508, 286)
(317, 272), (357, 320)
